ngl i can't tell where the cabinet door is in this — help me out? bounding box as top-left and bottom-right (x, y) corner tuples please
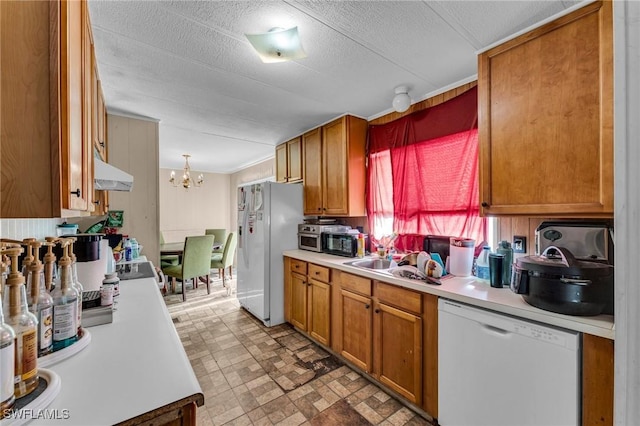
(275, 143), (288, 183)
(340, 289), (372, 372)
(308, 278), (330, 346)
(287, 137), (302, 182)
(60, 0), (90, 211)
(290, 271), (308, 331)
(322, 118), (349, 215)
(303, 128), (323, 215)
(478, 1), (613, 216)
(374, 302), (422, 404)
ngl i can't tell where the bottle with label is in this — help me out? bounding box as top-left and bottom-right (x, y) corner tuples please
(0, 250), (17, 416)
(130, 238), (139, 259)
(2, 246), (39, 399)
(475, 246), (491, 280)
(123, 237), (133, 262)
(25, 241), (53, 357)
(357, 233), (365, 258)
(51, 240), (78, 351)
(496, 240), (514, 286)
(68, 238), (83, 335)
(43, 238), (58, 292)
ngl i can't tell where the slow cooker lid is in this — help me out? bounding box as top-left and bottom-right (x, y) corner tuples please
(517, 246), (613, 277)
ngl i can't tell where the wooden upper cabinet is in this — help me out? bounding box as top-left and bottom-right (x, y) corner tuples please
(303, 115), (367, 216)
(302, 128), (323, 215)
(275, 137), (302, 183)
(478, 0), (613, 217)
(0, 0), (96, 217)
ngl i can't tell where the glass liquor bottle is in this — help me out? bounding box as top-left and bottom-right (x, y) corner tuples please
(2, 246), (39, 399)
(25, 240), (54, 357)
(51, 240), (78, 351)
(68, 238), (83, 335)
(0, 250), (17, 416)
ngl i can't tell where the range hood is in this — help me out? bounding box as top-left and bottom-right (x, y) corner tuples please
(94, 158), (134, 191)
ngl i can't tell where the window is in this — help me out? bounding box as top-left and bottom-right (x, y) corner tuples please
(367, 87), (487, 252)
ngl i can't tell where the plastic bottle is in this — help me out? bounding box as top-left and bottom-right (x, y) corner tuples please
(2, 246), (39, 399)
(51, 241), (78, 351)
(475, 246), (491, 280)
(357, 233), (365, 258)
(497, 241), (514, 286)
(124, 237), (133, 262)
(25, 241), (54, 357)
(0, 253), (17, 415)
(69, 239), (84, 336)
(130, 238), (139, 259)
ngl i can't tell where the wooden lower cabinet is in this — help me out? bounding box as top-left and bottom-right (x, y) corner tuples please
(582, 334), (614, 426)
(340, 289), (373, 372)
(374, 301), (422, 403)
(284, 258), (331, 346)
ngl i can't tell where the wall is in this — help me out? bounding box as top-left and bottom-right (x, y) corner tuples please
(106, 114), (160, 266)
(0, 218), (62, 240)
(159, 169), (230, 243)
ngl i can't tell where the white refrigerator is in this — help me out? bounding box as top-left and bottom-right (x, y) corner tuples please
(237, 181), (303, 326)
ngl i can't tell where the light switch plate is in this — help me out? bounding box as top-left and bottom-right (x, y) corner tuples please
(513, 236), (526, 253)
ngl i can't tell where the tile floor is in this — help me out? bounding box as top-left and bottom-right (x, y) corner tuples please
(163, 275), (434, 426)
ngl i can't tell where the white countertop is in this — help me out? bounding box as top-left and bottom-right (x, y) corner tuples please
(30, 277), (203, 425)
(283, 250), (615, 340)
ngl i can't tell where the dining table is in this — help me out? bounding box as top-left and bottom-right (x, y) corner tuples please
(160, 241), (222, 257)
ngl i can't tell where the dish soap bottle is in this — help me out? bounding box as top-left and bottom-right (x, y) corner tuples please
(357, 234), (365, 258)
(51, 240), (78, 351)
(2, 245), (39, 398)
(25, 240), (54, 357)
(0, 249), (17, 416)
(123, 237), (133, 262)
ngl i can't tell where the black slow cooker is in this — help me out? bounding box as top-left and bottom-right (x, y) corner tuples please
(511, 246), (613, 316)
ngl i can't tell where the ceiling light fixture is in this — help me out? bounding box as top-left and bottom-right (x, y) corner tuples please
(245, 26), (306, 63)
(392, 86), (412, 113)
(169, 154), (203, 189)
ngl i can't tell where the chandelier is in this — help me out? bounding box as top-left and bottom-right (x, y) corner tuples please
(169, 154), (204, 189)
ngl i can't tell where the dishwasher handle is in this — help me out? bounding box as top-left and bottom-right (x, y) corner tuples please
(481, 323), (512, 338)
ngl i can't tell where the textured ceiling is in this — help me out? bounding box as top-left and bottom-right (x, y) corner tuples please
(88, 0), (581, 174)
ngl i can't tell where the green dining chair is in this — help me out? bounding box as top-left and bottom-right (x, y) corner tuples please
(159, 232), (179, 268)
(205, 228), (227, 254)
(210, 232), (237, 296)
(162, 235), (214, 302)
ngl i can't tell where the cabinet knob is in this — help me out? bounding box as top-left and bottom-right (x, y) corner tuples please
(307, 282), (311, 286)
(71, 188), (81, 198)
(365, 304), (370, 309)
(374, 308), (380, 314)
(317, 207), (322, 211)
(93, 200), (101, 205)
(481, 202), (489, 207)
(99, 141), (105, 147)
(294, 265), (299, 269)
(314, 271), (320, 275)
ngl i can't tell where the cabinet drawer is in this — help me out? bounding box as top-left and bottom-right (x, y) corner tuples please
(374, 281), (422, 315)
(308, 263), (330, 283)
(290, 259), (307, 275)
(340, 272), (371, 296)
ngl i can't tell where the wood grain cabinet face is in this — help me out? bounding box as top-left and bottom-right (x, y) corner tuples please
(284, 259), (331, 346)
(302, 116), (367, 216)
(478, 0), (613, 217)
(340, 288), (373, 372)
(275, 137), (302, 183)
(0, 0), (97, 217)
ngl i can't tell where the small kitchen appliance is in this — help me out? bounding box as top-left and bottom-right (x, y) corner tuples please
(535, 220), (613, 264)
(322, 232), (368, 257)
(297, 223), (350, 252)
(511, 246), (614, 316)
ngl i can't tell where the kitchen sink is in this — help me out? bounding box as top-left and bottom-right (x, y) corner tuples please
(344, 258), (392, 271)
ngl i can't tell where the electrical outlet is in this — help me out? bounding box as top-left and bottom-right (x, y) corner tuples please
(513, 236), (526, 253)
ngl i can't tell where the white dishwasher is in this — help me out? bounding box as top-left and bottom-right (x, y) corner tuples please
(438, 298), (580, 426)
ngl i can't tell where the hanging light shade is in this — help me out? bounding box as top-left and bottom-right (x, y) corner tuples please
(245, 26), (306, 63)
(169, 154), (204, 189)
(392, 86), (412, 113)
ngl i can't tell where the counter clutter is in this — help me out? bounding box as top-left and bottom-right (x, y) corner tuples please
(1, 238), (201, 425)
(283, 249), (615, 339)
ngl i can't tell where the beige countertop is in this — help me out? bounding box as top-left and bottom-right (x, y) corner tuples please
(283, 250), (615, 340)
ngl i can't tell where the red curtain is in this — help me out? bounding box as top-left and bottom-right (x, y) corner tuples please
(367, 87), (486, 252)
